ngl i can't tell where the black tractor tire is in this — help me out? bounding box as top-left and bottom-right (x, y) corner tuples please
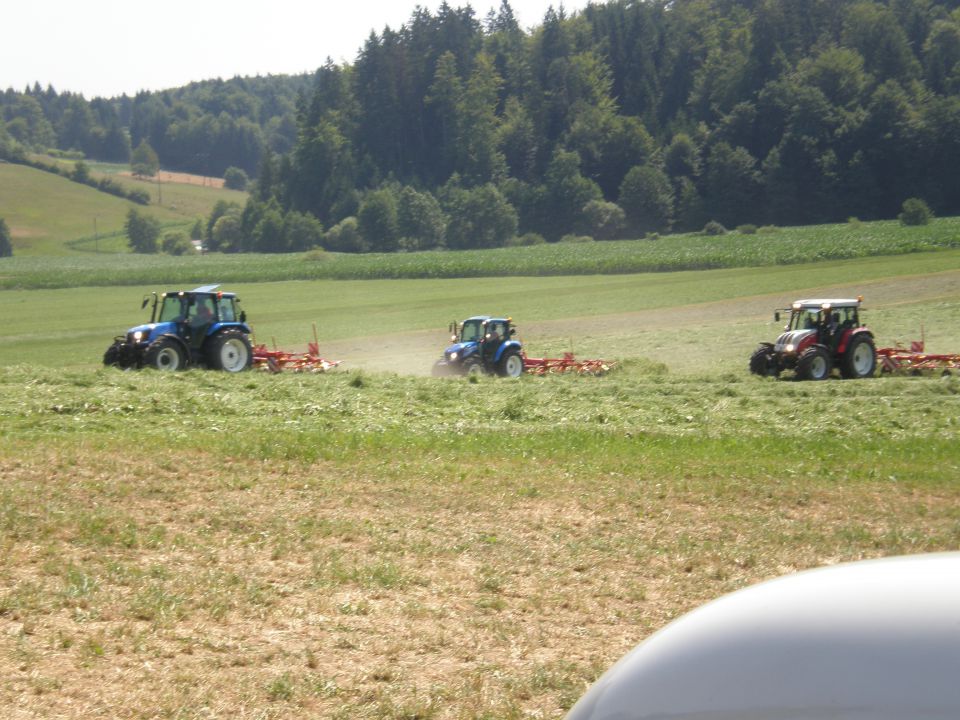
(143, 337), (187, 371)
(205, 330), (252, 372)
(497, 349), (525, 378)
(841, 335), (876, 379)
(749, 345), (777, 377)
(463, 357), (484, 377)
(796, 346), (832, 381)
(103, 342), (122, 367)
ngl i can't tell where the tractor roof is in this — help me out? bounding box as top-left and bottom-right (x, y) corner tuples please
(792, 298), (861, 309)
(162, 286), (236, 299)
(464, 315), (511, 323)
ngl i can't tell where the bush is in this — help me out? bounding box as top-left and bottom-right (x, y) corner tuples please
(325, 216), (367, 253)
(0, 218), (13, 257)
(560, 234), (594, 243)
(128, 189), (150, 205)
(162, 231), (195, 256)
(899, 198), (933, 226)
(223, 166), (249, 191)
(737, 224), (757, 235)
(757, 225), (778, 234)
(702, 220), (727, 236)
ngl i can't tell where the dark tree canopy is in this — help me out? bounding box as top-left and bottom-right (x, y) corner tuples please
(4, 0), (960, 254)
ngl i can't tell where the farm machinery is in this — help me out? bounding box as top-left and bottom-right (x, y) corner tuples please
(749, 297), (877, 380)
(432, 316), (615, 377)
(104, 285), (254, 372)
(104, 286), (342, 373)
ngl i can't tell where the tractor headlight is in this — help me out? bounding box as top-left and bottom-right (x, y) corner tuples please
(133, 330), (147, 343)
(449, 352), (459, 362)
(785, 343), (795, 353)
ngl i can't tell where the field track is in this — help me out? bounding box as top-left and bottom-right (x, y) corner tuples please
(318, 267), (960, 375)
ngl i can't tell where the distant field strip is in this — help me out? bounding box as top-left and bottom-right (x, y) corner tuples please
(2, 217), (960, 288)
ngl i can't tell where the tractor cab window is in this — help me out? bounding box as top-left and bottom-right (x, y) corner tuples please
(219, 298), (236, 322)
(790, 308), (821, 331)
(158, 296), (187, 323)
(189, 297), (216, 327)
(833, 306), (858, 328)
(485, 321), (507, 342)
(460, 319), (484, 343)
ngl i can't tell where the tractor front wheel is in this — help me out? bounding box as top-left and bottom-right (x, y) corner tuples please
(841, 335), (876, 379)
(463, 357), (484, 377)
(497, 350), (525, 378)
(103, 342), (122, 367)
(144, 338), (186, 371)
(797, 346), (831, 381)
(749, 345), (777, 377)
(206, 330), (252, 372)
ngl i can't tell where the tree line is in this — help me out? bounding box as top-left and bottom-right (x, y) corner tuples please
(0, 75), (311, 177)
(4, 0), (960, 254)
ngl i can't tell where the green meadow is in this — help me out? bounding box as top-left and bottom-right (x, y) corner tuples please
(0, 161), (246, 256)
(2, 219), (960, 718)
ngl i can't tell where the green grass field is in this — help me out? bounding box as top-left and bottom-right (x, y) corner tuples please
(2, 215), (960, 288)
(0, 161), (246, 256)
(3, 230), (960, 718)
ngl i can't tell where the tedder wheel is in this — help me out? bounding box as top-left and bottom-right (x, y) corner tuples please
(841, 335), (876, 379)
(749, 345), (777, 377)
(797, 346), (832, 381)
(205, 330), (252, 372)
(497, 350), (525, 378)
(144, 337), (186, 371)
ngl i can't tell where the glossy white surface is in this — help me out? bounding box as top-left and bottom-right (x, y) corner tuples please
(564, 553), (960, 720)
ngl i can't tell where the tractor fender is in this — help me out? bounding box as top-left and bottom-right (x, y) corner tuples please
(493, 340), (523, 363)
(836, 327), (873, 355)
(204, 321), (252, 338)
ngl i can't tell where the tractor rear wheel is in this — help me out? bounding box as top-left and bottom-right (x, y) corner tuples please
(206, 330), (252, 372)
(497, 350), (524, 378)
(797, 346), (831, 381)
(144, 337), (186, 371)
(841, 335), (876, 379)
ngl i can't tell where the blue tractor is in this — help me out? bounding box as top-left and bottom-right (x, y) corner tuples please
(432, 316), (526, 378)
(103, 285), (253, 372)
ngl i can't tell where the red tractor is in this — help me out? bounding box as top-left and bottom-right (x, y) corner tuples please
(750, 297), (876, 380)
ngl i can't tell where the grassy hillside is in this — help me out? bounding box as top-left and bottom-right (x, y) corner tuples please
(0, 161), (247, 256)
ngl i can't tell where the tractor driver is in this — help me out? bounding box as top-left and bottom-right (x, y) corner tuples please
(191, 298), (216, 328)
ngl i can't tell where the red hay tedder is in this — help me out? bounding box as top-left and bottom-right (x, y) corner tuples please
(252, 325), (342, 373)
(522, 352), (615, 376)
(876, 338), (960, 376)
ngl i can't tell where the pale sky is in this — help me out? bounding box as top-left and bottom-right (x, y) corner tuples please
(2, 0), (590, 98)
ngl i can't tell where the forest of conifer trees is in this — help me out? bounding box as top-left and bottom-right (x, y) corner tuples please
(4, 0), (960, 253)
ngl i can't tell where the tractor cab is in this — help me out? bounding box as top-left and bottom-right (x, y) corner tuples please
(432, 316), (525, 377)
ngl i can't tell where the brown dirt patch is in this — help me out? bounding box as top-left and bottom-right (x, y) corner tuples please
(120, 170), (224, 188)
